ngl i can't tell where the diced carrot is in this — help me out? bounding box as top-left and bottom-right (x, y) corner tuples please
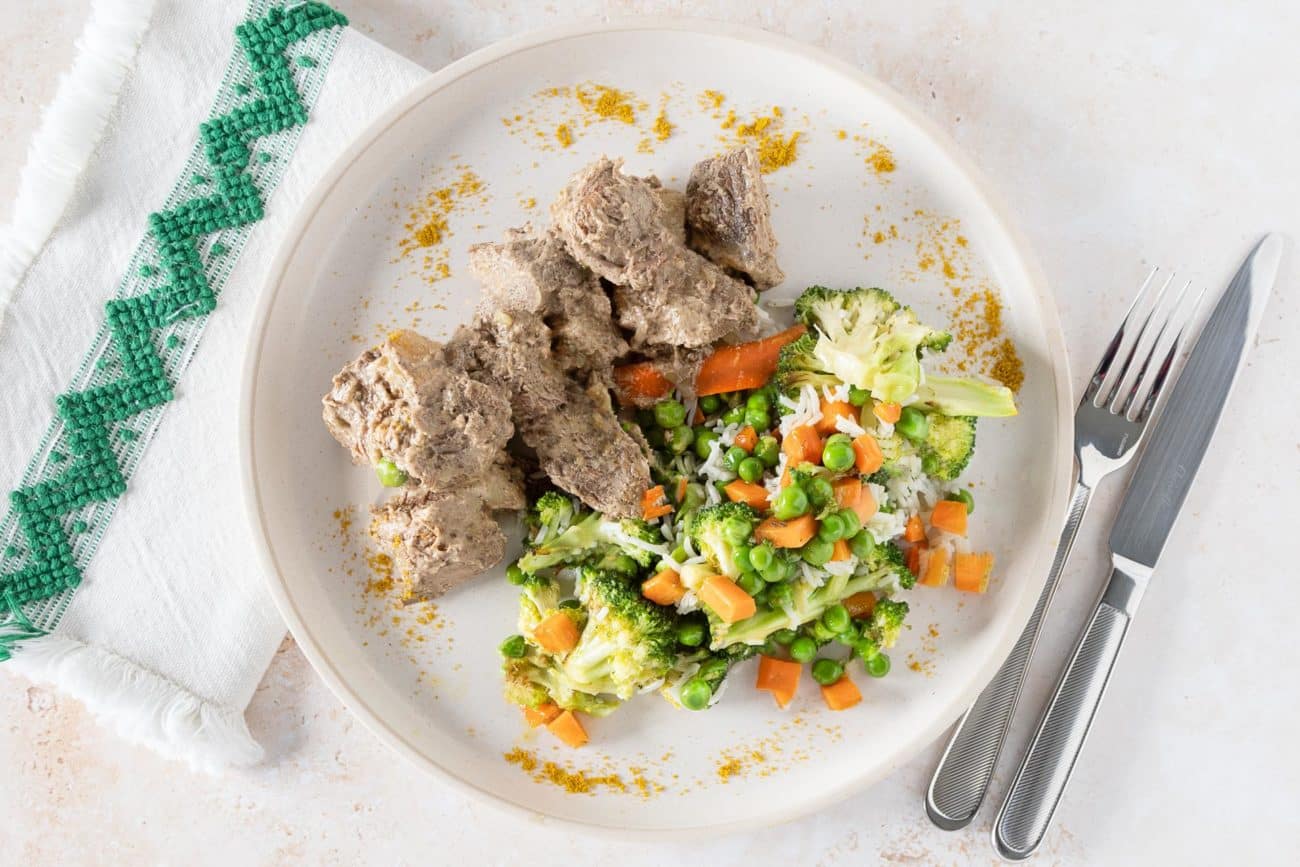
(783, 425), (823, 464)
(534, 611), (580, 653)
(641, 485), (673, 521)
(852, 435), (884, 474)
(734, 426), (758, 452)
(904, 514), (926, 542)
(724, 479), (770, 510)
(642, 569), (686, 606)
(693, 407), (706, 425)
(830, 539), (852, 562)
(523, 702), (561, 727)
(842, 591), (877, 618)
(820, 675), (863, 711)
(780, 466), (792, 488)
(852, 484), (878, 524)
(695, 325), (807, 396)
(816, 400), (858, 435)
(906, 543), (924, 577)
(698, 575), (757, 623)
(919, 546), (951, 587)
(873, 401), (902, 424)
(613, 361), (673, 405)
(754, 514), (818, 548)
(833, 477), (877, 524)
(756, 655), (801, 708)
(547, 710), (588, 747)
(676, 477), (688, 503)
(954, 552), (995, 594)
(930, 500), (968, 536)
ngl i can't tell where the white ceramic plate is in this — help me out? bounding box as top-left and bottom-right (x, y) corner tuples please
(241, 19), (1072, 835)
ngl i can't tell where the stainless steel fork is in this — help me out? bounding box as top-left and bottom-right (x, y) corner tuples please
(925, 268), (1201, 830)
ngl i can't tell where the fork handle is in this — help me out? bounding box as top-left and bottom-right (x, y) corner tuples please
(993, 562), (1142, 860)
(925, 476), (1092, 830)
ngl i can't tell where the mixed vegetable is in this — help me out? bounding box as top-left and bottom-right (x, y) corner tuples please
(501, 286), (1015, 746)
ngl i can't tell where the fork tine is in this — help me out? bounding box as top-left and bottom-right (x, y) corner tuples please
(1083, 268), (1158, 403)
(1112, 278), (1192, 416)
(1129, 281), (1210, 422)
(1094, 270), (1176, 407)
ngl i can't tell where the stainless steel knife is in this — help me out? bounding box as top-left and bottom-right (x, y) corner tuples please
(991, 234), (1284, 861)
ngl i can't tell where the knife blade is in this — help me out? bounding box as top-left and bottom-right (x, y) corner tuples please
(1109, 233), (1282, 570)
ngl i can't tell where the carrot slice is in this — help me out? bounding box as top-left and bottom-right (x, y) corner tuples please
(842, 591), (877, 618)
(930, 500), (968, 536)
(852, 435), (884, 474)
(698, 575), (757, 623)
(676, 477), (688, 503)
(783, 425), (823, 464)
(724, 479), (770, 510)
(873, 401), (902, 424)
(523, 702), (562, 728)
(695, 325), (807, 396)
(534, 612), (581, 653)
(756, 655), (802, 708)
(903, 514), (926, 542)
(613, 361), (673, 405)
(830, 539), (852, 562)
(734, 425), (758, 451)
(641, 485), (673, 520)
(833, 477), (877, 524)
(547, 710), (589, 747)
(919, 546), (951, 587)
(820, 675), (863, 711)
(906, 543), (924, 577)
(754, 514), (818, 548)
(816, 400), (857, 435)
(642, 569), (686, 606)
(954, 552), (995, 593)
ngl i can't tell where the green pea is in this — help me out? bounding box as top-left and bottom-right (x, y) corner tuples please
(505, 563), (527, 585)
(654, 399), (687, 429)
(499, 635), (528, 658)
(837, 508), (862, 540)
(694, 428), (719, 459)
(749, 542), (775, 573)
(818, 512), (847, 542)
(680, 677), (713, 710)
(896, 406), (930, 442)
(668, 424), (695, 454)
(766, 581), (794, 609)
(801, 536), (835, 566)
(609, 553), (639, 575)
(772, 485), (809, 520)
(722, 515), (753, 546)
(836, 621), (861, 644)
(671, 545), (689, 564)
(849, 530), (876, 560)
(866, 651), (891, 678)
(821, 434), (857, 473)
(700, 394), (721, 414)
(758, 555), (787, 584)
(822, 603), (851, 635)
(745, 392), (770, 414)
(812, 657), (845, 686)
(848, 386), (870, 407)
(789, 635), (817, 663)
(810, 620), (838, 643)
(754, 435), (781, 468)
(772, 628), (798, 646)
(946, 488), (975, 514)
(558, 599), (582, 610)
(724, 445), (749, 472)
(803, 475), (835, 509)
(698, 658), (729, 681)
(374, 459), (408, 487)
(855, 637), (881, 663)
(722, 405), (747, 425)
(734, 545), (753, 573)
(736, 571), (764, 597)
(677, 620), (706, 647)
(737, 457), (765, 483)
(745, 406), (771, 431)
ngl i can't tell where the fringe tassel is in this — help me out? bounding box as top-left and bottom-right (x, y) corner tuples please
(6, 633), (263, 773)
(0, 0), (156, 325)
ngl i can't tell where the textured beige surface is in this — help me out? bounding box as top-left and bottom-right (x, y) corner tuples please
(1, 1), (1297, 864)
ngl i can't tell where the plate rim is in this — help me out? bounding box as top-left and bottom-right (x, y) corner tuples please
(240, 15), (1074, 838)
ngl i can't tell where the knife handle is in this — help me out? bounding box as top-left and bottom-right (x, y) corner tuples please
(992, 563), (1142, 860)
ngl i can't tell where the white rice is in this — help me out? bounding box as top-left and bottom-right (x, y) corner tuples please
(821, 383), (852, 404)
(824, 559), (857, 577)
(778, 384), (823, 439)
(608, 524), (672, 560)
(697, 436), (735, 485)
(886, 455), (939, 517)
(675, 590), (700, 614)
(706, 674), (730, 707)
(798, 561), (827, 590)
(763, 451), (789, 499)
(715, 421), (743, 448)
(834, 413), (868, 439)
(638, 678), (666, 694)
(867, 507), (907, 543)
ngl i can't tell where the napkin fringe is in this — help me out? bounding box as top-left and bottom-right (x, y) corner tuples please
(0, 0), (156, 326)
(8, 632), (263, 773)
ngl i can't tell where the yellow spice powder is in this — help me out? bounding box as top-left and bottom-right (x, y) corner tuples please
(555, 123), (574, 147)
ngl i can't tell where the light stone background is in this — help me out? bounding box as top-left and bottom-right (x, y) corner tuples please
(2, 1), (1297, 864)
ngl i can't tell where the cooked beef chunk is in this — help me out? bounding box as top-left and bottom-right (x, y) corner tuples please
(468, 228), (627, 375)
(649, 180), (687, 244)
(551, 157), (758, 349)
(321, 329), (513, 490)
(685, 146), (784, 291)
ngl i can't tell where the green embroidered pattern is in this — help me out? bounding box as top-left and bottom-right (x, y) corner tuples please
(0, 2), (347, 620)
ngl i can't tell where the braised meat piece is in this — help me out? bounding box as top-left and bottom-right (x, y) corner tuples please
(685, 146), (784, 290)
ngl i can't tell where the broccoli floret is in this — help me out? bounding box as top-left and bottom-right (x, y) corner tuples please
(527, 491), (576, 543)
(919, 414), (977, 481)
(775, 332), (840, 392)
(502, 653), (621, 717)
(686, 502), (760, 579)
(863, 539), (915, 589)
(558, 567), (678, 700)
(915, 374), (1018, 418)
(783, 286), (951, 403)
(865, 598), (909, 648)
(518, 510), (665, 574)
(516, 573), (564, 634)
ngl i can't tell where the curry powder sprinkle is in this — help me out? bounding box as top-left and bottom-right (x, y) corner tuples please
(555, 123), (574, 148)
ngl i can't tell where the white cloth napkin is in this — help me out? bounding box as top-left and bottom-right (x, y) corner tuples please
(0, 0), (425, 770)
